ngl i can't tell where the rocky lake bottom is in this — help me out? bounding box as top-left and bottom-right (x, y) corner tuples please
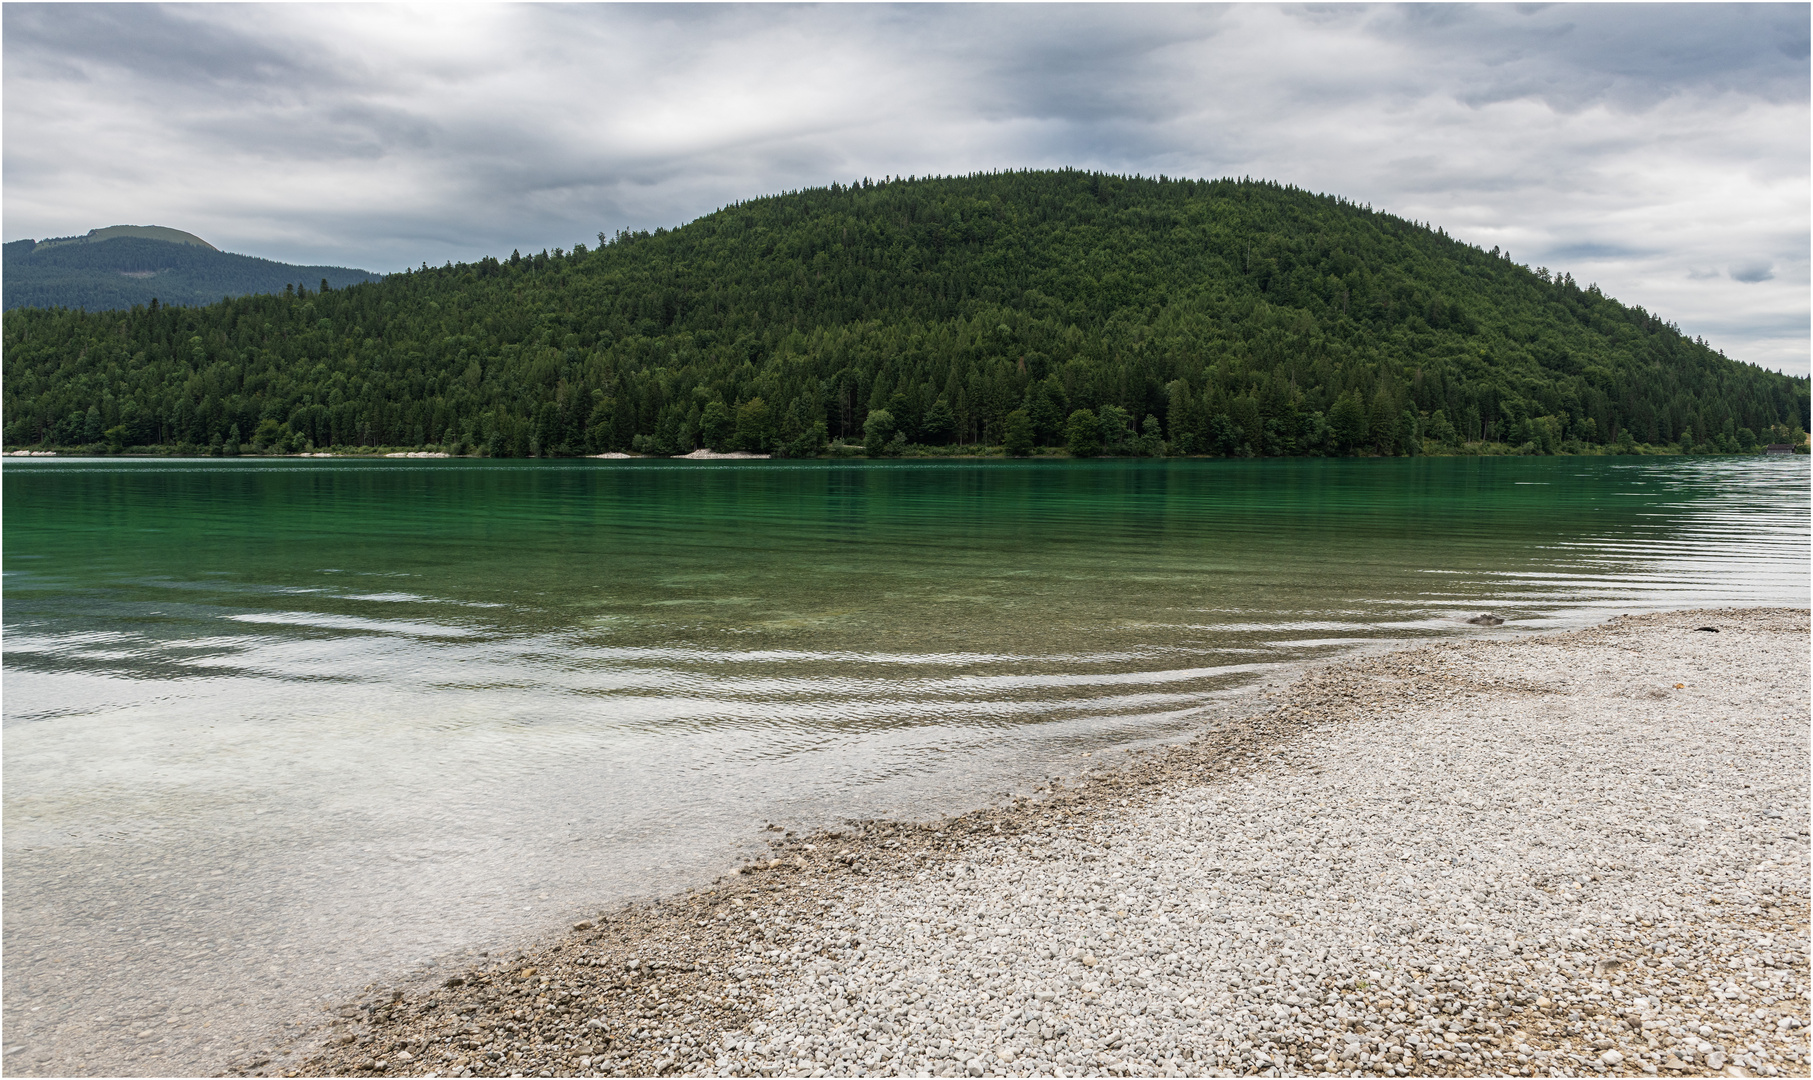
(5, 457), (1807, 1078)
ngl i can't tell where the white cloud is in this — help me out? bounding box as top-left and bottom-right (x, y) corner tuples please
(4, 2), (1806, 374)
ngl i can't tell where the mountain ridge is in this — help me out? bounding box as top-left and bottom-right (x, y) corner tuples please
(3, 170), (1806, 455)
(29, 224), (219, 252)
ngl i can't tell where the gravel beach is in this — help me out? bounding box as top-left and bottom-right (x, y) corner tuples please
(275, 608), (1810, 1079)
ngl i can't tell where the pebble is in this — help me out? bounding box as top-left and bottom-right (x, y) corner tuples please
(283, 609), (1809, 1079)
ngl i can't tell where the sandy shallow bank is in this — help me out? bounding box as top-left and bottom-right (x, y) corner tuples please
(268, 609), (1810, 1079)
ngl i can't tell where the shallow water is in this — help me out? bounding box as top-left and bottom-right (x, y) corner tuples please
(3, 455), (1807, 1074)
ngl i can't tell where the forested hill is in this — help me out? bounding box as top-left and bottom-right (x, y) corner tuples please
(2, 233), (382, 313)
(4, 171), (1806, 456)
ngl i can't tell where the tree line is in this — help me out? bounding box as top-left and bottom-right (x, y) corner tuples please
(5, 170), (1806, 458)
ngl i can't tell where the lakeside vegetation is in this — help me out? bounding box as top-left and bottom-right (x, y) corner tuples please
(4, 171), (1806, 457)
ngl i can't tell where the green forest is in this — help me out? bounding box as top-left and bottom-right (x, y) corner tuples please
(4, 171), (1807, 458)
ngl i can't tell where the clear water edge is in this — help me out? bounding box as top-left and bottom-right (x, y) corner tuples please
(2, 456), (1806, 1076)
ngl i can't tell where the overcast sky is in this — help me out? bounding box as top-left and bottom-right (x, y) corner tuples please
(5, 3), (1808, 373)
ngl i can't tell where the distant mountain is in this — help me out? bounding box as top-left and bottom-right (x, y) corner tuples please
(32, 225), (219, 252)
(2, 227), (382, 311)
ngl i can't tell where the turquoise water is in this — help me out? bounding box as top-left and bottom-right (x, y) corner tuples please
(3, 456), (1807, 1074)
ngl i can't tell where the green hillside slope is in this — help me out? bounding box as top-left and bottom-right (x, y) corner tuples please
(4, 171), (1805, 456)
(2, 233), (382, 313)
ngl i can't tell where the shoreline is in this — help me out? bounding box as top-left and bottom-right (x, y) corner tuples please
(261, 608), (1809, 1079)
(7, 444), (1805, 461)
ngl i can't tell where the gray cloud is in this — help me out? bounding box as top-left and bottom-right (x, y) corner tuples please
(4, 2), (1807, 373)
(1370, 4), (1809, 109)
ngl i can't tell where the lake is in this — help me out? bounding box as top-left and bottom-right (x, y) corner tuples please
(3, 455), (1807, 1075)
